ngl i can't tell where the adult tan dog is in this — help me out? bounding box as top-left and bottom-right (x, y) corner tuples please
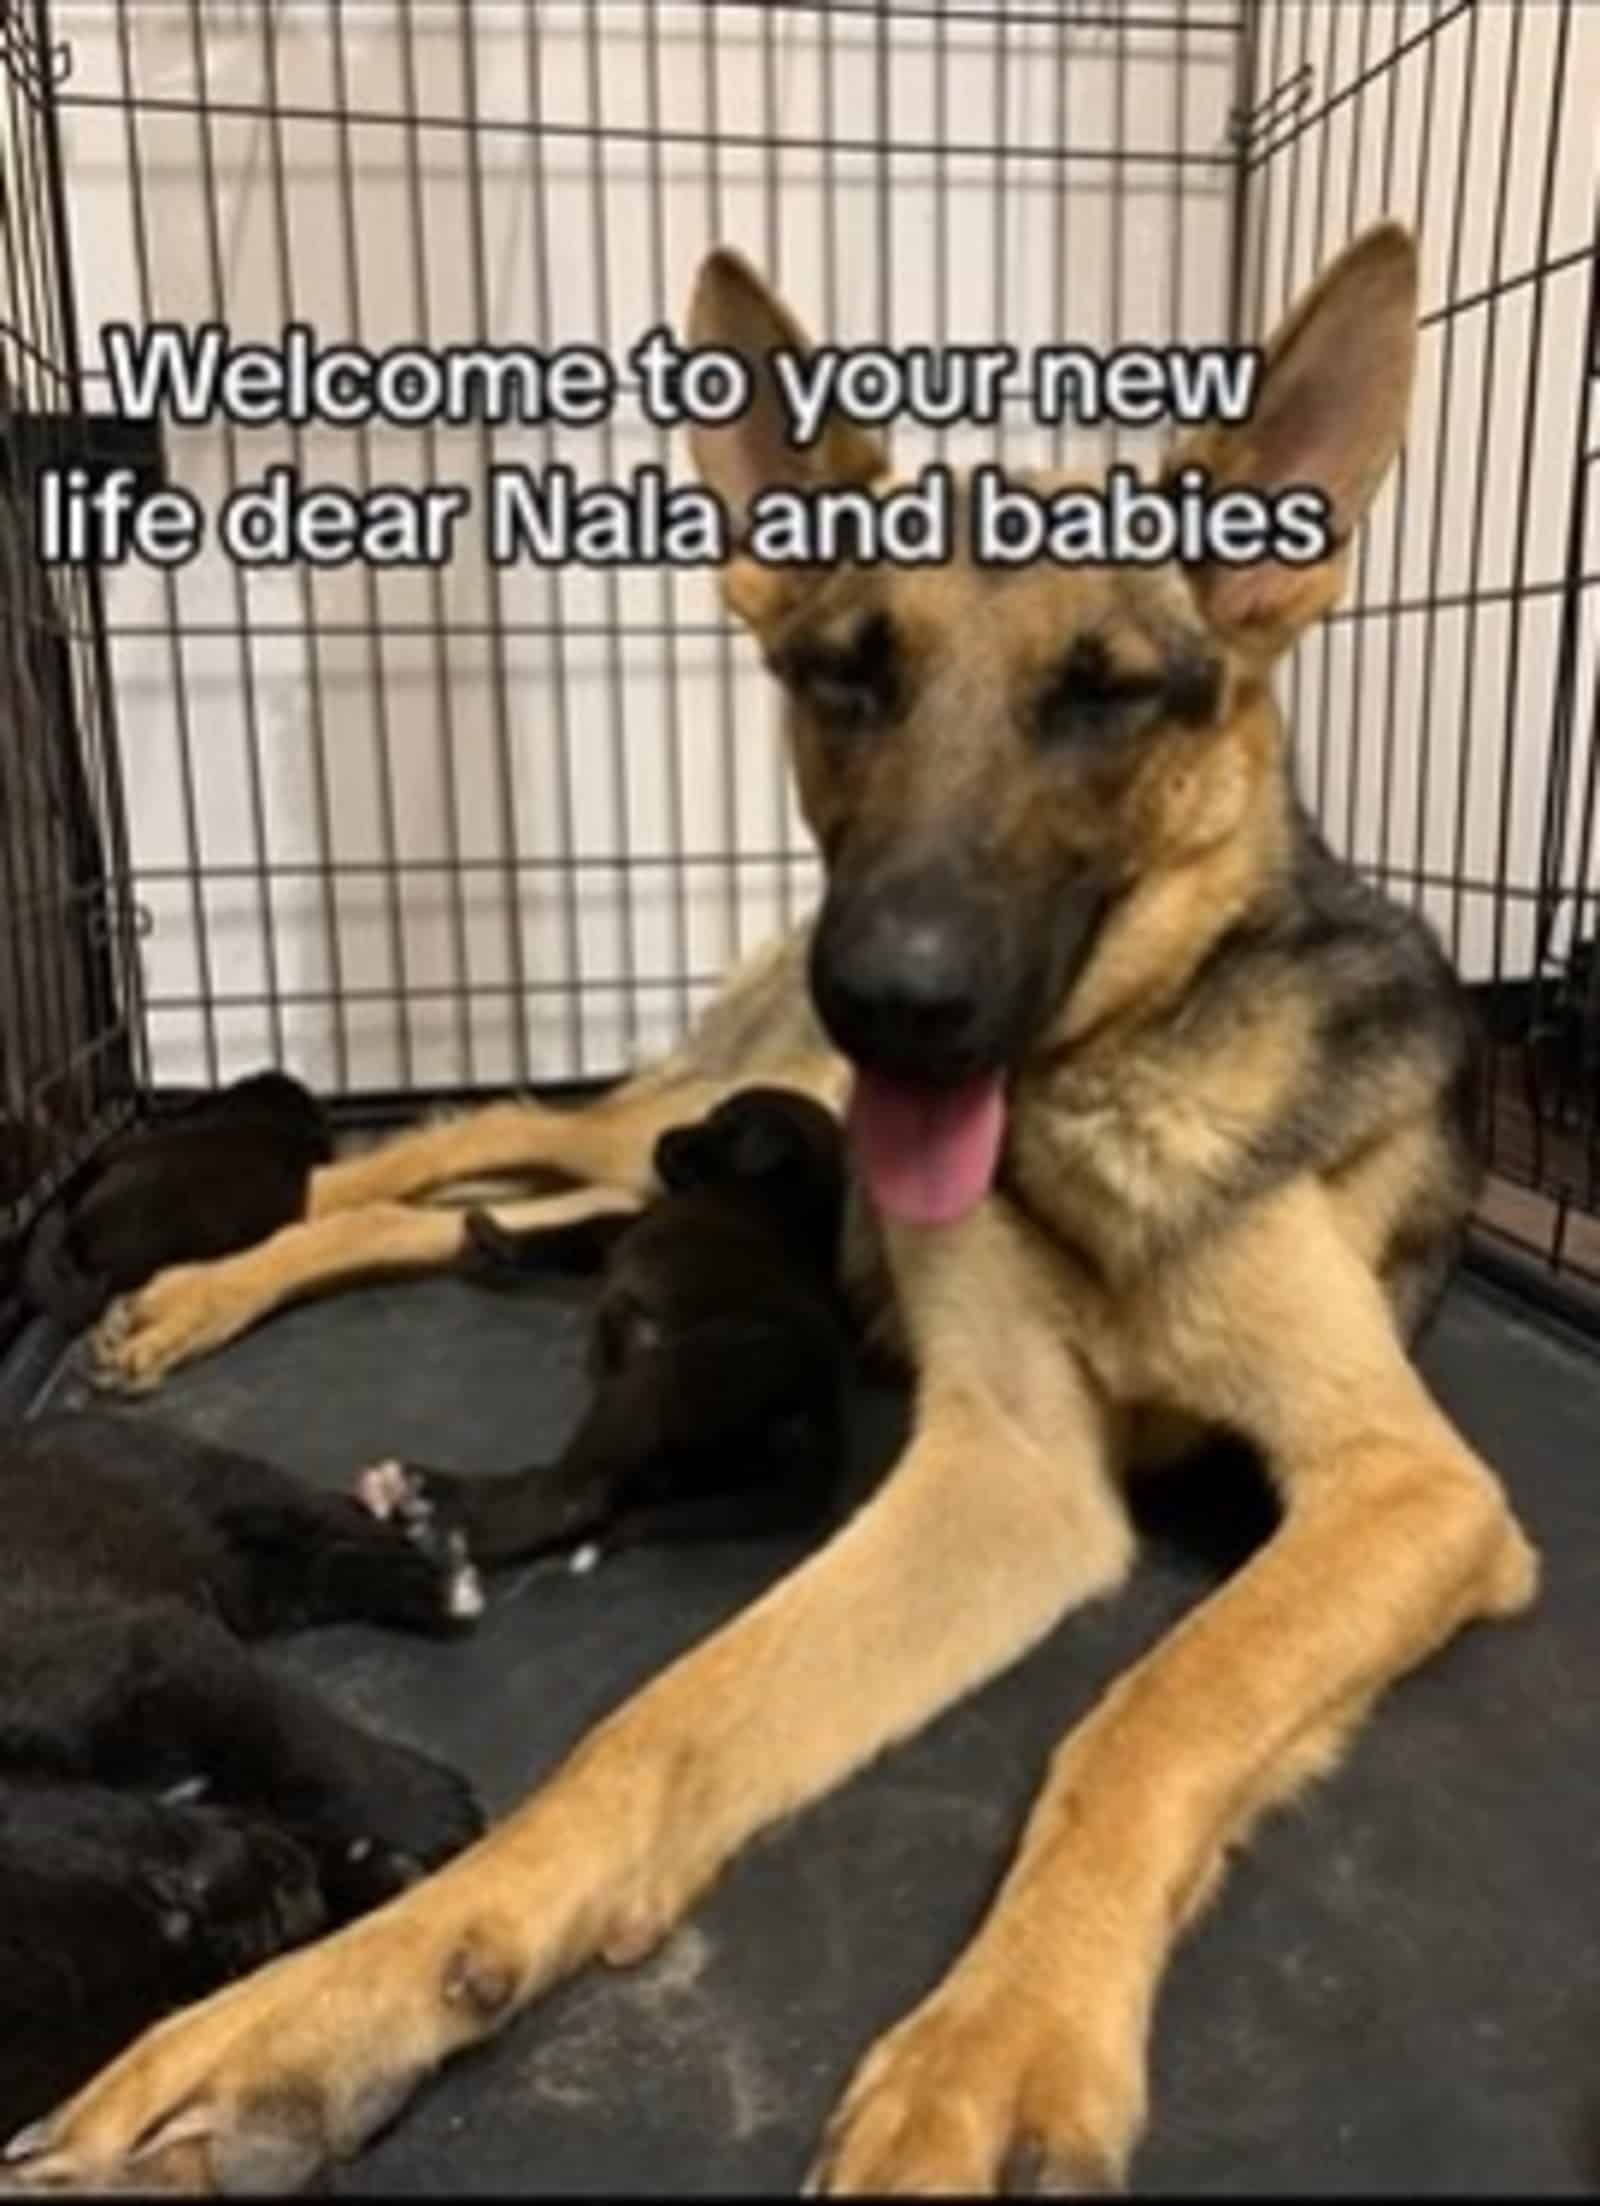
(8, 224), (1538, 2194)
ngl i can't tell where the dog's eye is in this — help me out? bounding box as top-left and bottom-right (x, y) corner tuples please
(1037, 648), (1164, 746)
(774, 614), (898, 733)
(803, 669), (884, 729)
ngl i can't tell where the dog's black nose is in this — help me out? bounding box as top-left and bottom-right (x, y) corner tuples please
(811, 892), (986, 1084)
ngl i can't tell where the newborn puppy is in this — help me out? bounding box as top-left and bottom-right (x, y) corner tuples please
(0, 1412), (484, 2135)
(358, 1087), (852, 1568)
(22, 1071), (332, 1333)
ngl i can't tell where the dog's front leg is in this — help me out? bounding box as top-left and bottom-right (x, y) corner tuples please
(88, 1055), (840, 1387)
(14, 1204), (1133, 2192)
(306, 1051), (843, 1217)
(813, 1189), (1539, 2194)
(88, 1187), (640, 1390)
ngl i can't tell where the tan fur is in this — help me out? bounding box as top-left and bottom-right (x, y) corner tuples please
(86, 1186), (647, 1393)
(20, 224), (1540, 2196)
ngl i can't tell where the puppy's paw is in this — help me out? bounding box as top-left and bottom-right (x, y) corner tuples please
(295, 1743), (484, 1921)
(149, 1812), (327, 1979)
(356, 1457), (465, 1537)
(362, 1748), (484, 1877)
(356, 1456), (423, 1524)
(355, 1460), (484, 1624)
(459, 1206), (531, 1287)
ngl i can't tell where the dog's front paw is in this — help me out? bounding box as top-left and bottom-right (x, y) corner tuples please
(1, 1914), (449, 2193)
(88, 1265), (259, 1392)
(808, 1991), (1136, 2196)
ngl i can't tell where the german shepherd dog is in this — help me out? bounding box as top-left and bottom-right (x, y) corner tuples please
(8, 226), (1539, 2194)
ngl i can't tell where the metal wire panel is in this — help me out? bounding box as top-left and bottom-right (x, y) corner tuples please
(50, 0), (1240, 1098)
(0, 0), (138, 1349)
(10, 0), (1596, 1300)
(1237, 0), (1600, 1292)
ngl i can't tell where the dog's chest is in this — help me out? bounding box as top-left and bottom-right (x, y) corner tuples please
(1004, 1047), (1228, 1277)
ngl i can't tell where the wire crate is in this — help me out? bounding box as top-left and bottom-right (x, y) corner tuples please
(1, 0), (1596, 1325)
(0, 0), (140, 1354)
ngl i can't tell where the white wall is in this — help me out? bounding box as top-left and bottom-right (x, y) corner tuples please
(49, 0), (1592, 1095)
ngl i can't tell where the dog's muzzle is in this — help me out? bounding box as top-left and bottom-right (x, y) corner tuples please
(810, 880), (992, 1087)
(809, 863), (1110, 1087)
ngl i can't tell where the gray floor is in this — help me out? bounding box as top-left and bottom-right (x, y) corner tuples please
(34, 1269), (1600, 2196)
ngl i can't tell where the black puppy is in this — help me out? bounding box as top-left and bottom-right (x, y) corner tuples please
(0, 1412), (484, 2136)
(358, 1087), (852, 1568)
(22, 1070), (332, 1333)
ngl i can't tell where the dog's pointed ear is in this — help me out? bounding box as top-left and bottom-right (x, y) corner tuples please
(1166, 221), (1418, 660)
(687, 248), (886, 540)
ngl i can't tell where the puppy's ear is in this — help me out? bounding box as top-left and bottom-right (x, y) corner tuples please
(653, 1124), (705, 1193)
(687, 248), (886, 629)
(1165, 221), (1418, 661)
(726, 1116), (788, 1182)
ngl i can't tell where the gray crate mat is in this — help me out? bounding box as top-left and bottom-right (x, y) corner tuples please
(29, 1272), (1600, 2196)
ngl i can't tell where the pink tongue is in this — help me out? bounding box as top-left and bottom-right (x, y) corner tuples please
(847, 1071), (1007, 1228)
